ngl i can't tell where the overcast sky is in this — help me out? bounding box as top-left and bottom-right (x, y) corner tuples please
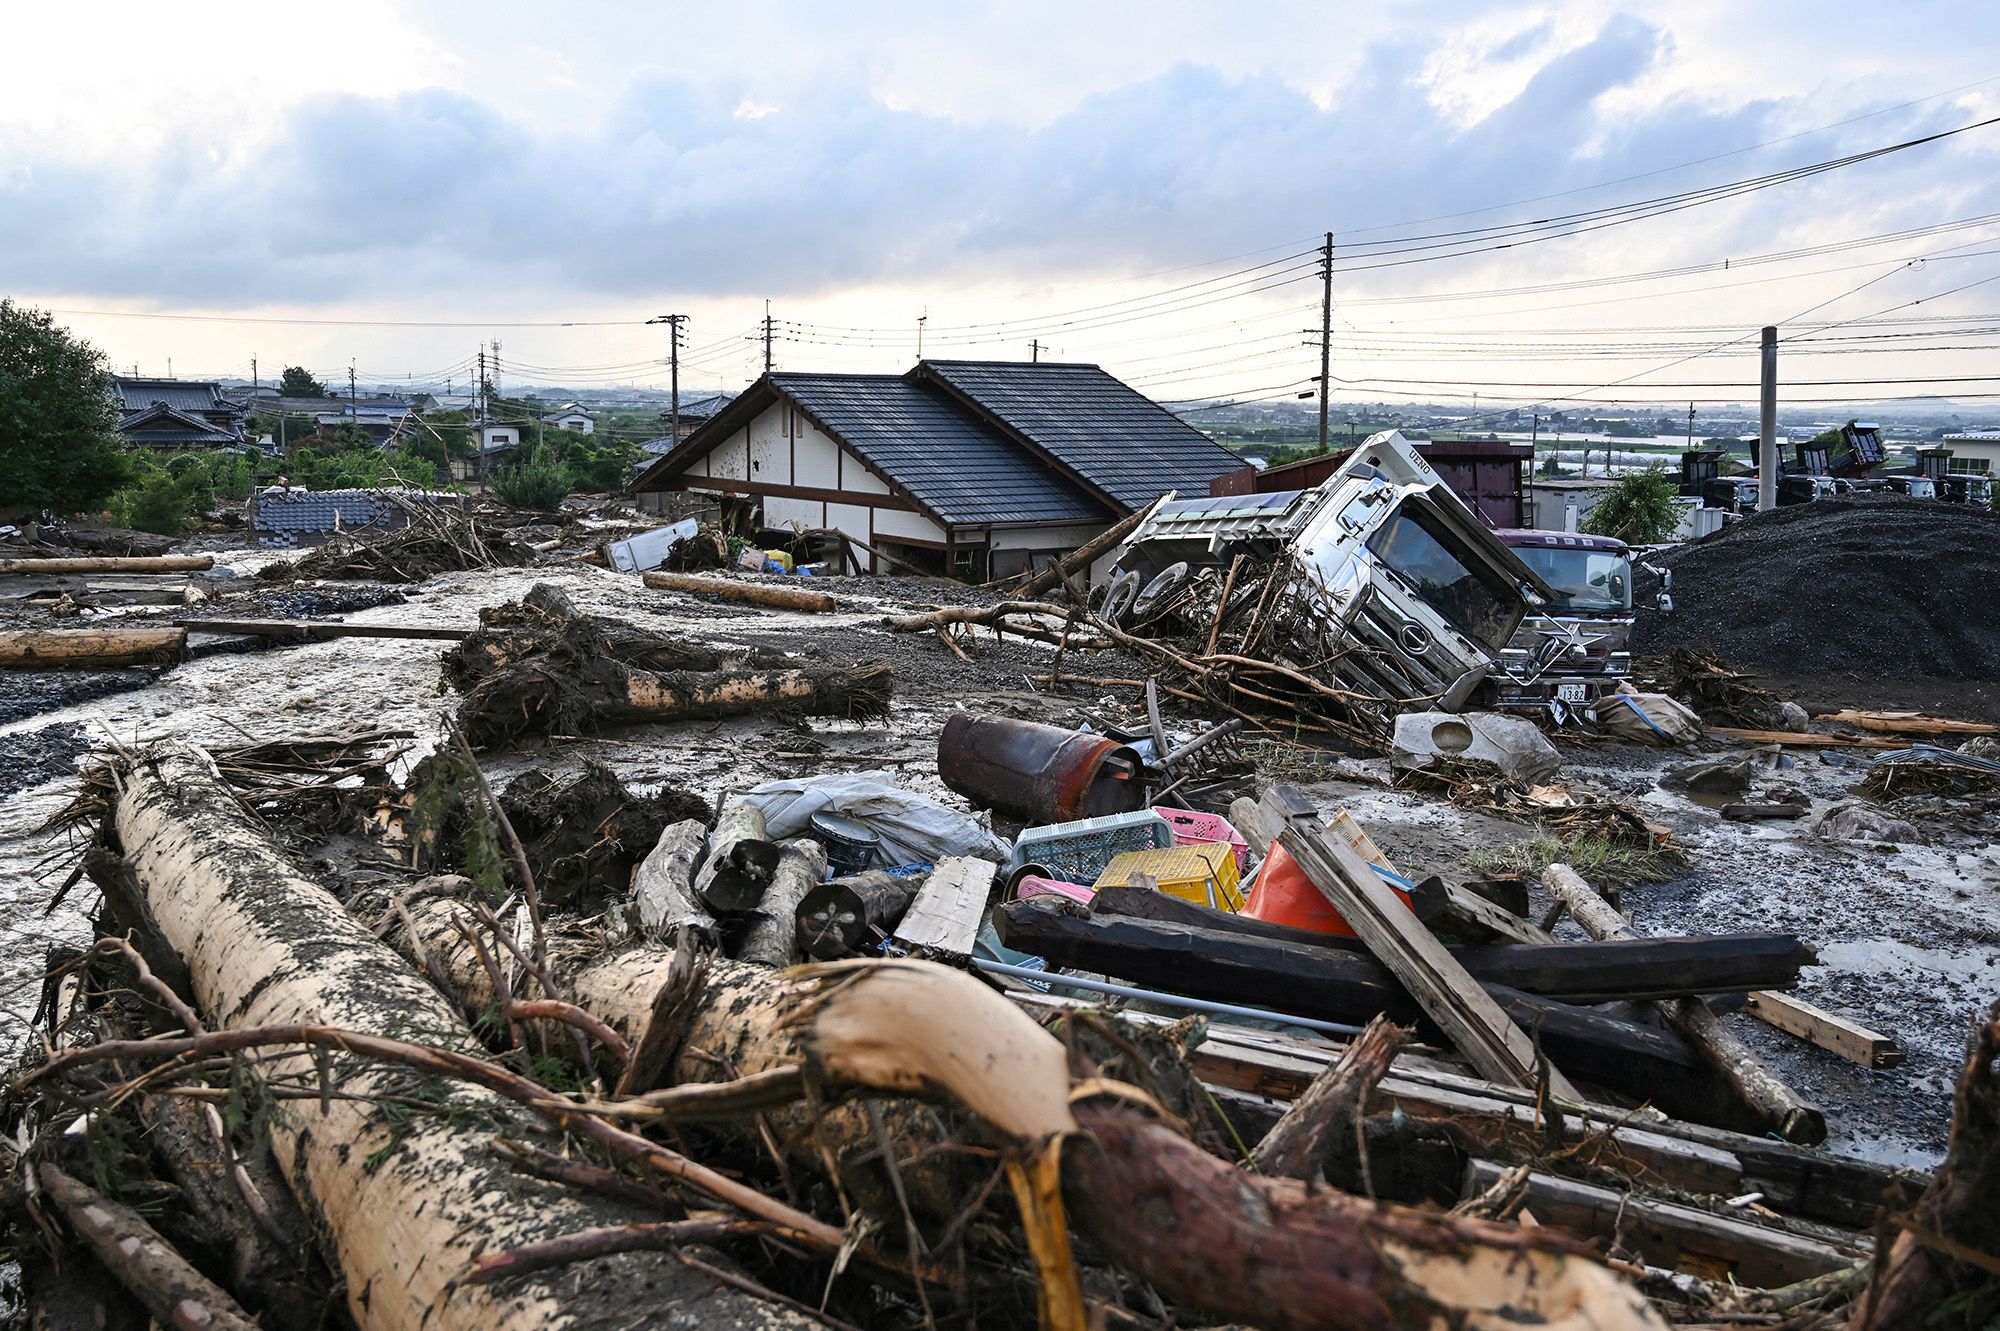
(6, 1), (1999, 413)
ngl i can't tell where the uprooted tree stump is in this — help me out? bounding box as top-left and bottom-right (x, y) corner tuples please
(442, 583), (893, 746)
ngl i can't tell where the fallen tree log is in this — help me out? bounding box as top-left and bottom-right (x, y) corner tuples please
(37, 1163), (260, 1331)
(641, 570), (838, 613)
(693, 804), (780, 914)
(1543, 863), (1827, 1146)
(1250, 1015), (1408, 1181)
(0, 554), (212, 574)
(0, 626), (186, 669)
(736, 839), (827, 967)
(797, 870), (923, 960)
(631, 819), (712, 939)
(111, 747), (810, 1331)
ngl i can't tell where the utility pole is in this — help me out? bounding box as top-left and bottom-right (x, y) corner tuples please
(761, 300), (774, 375)
(477, 347), (488, 484)
(1030, 338), (1040, 363)
(647, 314), (688, 441)
(490, 340), (502, 400)
(917, 309), (928, 361)
(1687, 401), (1696, 455)
(251, 357), (258, 393)
(348, 362), (357, 421)
(1758, 325), (1778, 512)
(1316, 231), (1333, 453)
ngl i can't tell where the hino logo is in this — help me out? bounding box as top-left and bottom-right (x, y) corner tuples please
(1396, 623), (1433, 655)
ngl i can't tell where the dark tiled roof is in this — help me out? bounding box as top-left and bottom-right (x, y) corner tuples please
(109, 377), (243, 416)
(771, 373), (1107, 525)
(916, 361), (1246, 511)
(116, 403), (243, 446)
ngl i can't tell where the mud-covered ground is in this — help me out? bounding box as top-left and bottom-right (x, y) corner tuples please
(1, 542), (1992, 1171)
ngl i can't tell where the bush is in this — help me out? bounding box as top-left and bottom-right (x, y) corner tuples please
(1581, 467), (1681, 544)
(491, 444), (570, 511)
(122, 471), (196, 537)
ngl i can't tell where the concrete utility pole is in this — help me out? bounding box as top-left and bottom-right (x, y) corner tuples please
(1758, 325), (1778, 512)
(917, 309), (928, 361)
(1317, 231), (1334, 453)
(762, 300), (774, 375)
(477, 347), (488, 484)
(1030, 338), (1040, 363)
(647, 314), (688, 441)
(490, 340), (502, 399)
(251, 357), (258, 393)
(348, 363), (357, 420)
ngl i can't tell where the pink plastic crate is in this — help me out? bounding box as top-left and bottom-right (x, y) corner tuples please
(1153, 806), (1249, 874)
(1015, 875), (1095, 906)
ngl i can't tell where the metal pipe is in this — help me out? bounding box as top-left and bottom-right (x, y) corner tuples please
(972, 958), (1366, 1037)
(1758, 325), (1778, 512)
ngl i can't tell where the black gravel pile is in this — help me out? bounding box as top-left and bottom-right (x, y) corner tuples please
(1633, 496), (2000, 678)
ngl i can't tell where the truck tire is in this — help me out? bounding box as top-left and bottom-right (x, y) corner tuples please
(1099, 571), (1141, 624)
(1129, 562), (1191, 622)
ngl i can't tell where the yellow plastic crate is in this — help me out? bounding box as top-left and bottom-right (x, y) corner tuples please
(1092, 842), (1244, 912)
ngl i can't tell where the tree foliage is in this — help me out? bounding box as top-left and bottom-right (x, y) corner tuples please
(1580, 467), (1682, 545)
(490, 443), (570, 511)
(0, 300), (132, 514)
(278, 365), (328, 397)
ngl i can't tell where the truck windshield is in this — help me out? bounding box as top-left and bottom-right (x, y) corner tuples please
(1364, 501), (1520, 652)
(1507, 547), (1632, 614)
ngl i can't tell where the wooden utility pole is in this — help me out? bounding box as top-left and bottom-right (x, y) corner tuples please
(648, 314), (688, 441)
(1317, 231), (1334, 452)
(1758, 325), (1778, 511)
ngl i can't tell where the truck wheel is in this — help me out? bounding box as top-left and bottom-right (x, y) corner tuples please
(1099, 571), (1141, 624)
(1129, 562), (1191, 622)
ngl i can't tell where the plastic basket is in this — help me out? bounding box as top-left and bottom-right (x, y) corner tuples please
(1010, 810), (1173, 884)
(1092, 843), (1245, 912)
(1153, 806), (1249, 874)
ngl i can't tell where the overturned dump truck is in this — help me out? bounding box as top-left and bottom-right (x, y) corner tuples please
(1104, 431), (1555, 728)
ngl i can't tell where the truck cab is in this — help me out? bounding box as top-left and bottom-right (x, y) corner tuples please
(1939, 474), (1993, 507)
(1489, 530), (1634, 713)
(1701, 475), (1759, 514)
(1108, 431), (1552, 724)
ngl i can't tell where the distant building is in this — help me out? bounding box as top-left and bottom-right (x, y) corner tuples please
(452, 422), (529, 482)
(541, 403), (595, 434)
(108, 377), (248, 449)
(657, 394), (729, 440)
(630, 361), (1248, 578)
(1941, 431), (2000, 477)
(314, 399), (416, 446)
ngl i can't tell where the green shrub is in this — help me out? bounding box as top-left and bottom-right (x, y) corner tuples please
(1580, 467), (1681, 544)
(491, 445), (570, 511)
(123, 472), (195, 536)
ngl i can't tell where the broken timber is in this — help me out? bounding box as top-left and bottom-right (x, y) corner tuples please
(1746, 991), (1906, 1069)
(891, 857), (995, 960)
(1459, 1160), (1867, 1288)
(1263, 785), (1580, 1098)
(176, 617), (472, 642)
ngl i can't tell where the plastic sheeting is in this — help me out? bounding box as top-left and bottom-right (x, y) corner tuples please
(733, 770), (1010, 867)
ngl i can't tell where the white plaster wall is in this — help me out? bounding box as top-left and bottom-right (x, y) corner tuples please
(748, 408), (788, 482)
(764, 496), (820, 529)
(796, 419), (842, 488)
(824, 501), (874, 540)
(989, 523), (1104, 552)
(874, 507), (946, 543)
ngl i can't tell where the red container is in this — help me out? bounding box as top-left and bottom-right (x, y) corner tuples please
(1243, 843), (1413, 937)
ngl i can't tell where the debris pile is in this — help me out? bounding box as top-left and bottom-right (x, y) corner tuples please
(1634, 496), (2000, 677)
(257, 501), (539, 583)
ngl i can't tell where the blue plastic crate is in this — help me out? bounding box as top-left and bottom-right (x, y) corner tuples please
(1009, 810), (1174, 885)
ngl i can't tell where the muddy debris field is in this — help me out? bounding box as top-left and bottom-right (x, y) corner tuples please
(0, 502), (1995, 1331)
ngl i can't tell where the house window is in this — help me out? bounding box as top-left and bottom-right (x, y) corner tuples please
(1947, 457), (1990, 475)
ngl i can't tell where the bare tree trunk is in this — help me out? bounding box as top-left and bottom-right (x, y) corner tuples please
(693, 804), (780, 914)
(0, 627), (186, 669)
(1250, 1016), (1409, 1181)
(112, 746), (812, 1331)
(631, 819), (711, 940)
(1543, 863), (1825, 1144)
(736, 840), (828, 968)
(37, 1164), (261, 1331)
(0, 555), (213, 574)
(642, 571), (837, 613)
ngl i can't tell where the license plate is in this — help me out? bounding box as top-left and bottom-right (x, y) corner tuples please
(1556, 683), (1589, 703)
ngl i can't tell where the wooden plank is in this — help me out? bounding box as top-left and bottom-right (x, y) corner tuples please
(1461, 1161), (1867, 1287)
(1439, 884), (1553, 945)
(890, 856), (995, 959)
(1818, 709), (1997, 736)
(1746, 991), (1906, 1069)
(1264, 786), (1577, 1098)
(1707, 727), (1899, 749)
(176, 618), (472, 642)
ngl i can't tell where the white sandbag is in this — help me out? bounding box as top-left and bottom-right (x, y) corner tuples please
(733, 770), (1009, 867)
(1591, 691), (1704, 746)
(1390, 711), (1563, 783)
